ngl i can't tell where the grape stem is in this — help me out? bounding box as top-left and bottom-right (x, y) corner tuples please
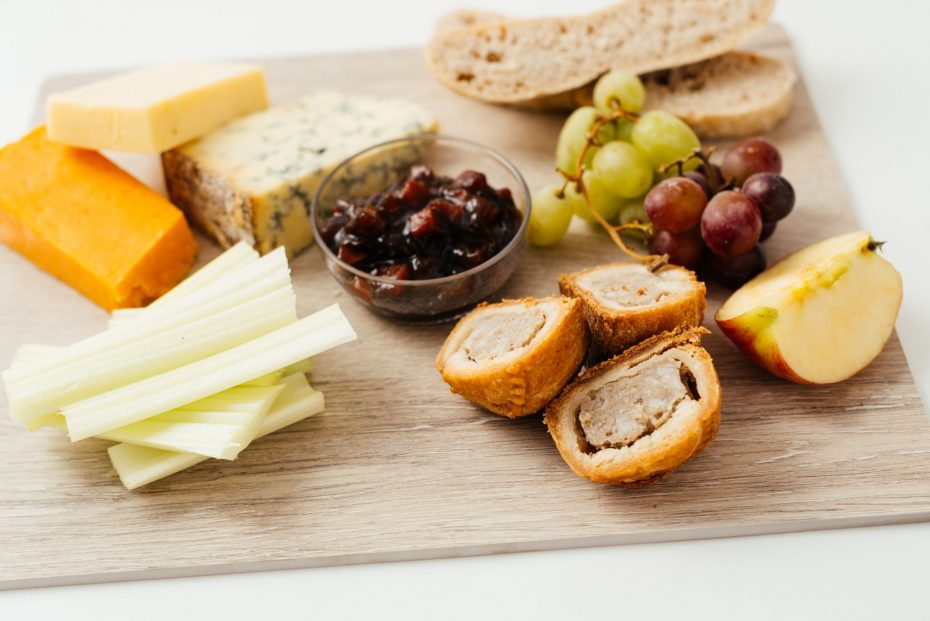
(659, 146), (734, 192)
(556, 103), (668, 271)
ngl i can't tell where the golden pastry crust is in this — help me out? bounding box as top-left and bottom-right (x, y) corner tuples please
(559, 261), (706, 356)
(544, 327), (721, 486)
(436, 296), (589, 418)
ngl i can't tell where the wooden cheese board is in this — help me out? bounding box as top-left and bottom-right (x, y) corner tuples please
(2, 24), (930, 589)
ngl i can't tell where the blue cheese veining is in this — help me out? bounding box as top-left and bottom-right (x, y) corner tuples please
(162, 91), (438, 256)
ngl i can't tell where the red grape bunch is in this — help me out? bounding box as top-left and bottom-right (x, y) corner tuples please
(645, 138), (795, 287)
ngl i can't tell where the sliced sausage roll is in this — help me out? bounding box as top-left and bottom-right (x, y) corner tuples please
(559, 261), (706, 356)
(436, 296), (589, 418)
(545, 327), (721, 486)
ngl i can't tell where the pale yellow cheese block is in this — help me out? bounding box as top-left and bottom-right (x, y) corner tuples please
(46, 62), (269, 153)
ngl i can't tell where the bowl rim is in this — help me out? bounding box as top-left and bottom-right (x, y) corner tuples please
(310, 134), (531, 287)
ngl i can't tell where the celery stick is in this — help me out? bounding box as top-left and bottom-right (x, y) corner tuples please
(108, 445), (208, 491)
(243, 370), (285, 387)
(5, 248), (292, 385)
(151, 410), (256, 425)
(10, 286), (294, 387)
(13, 349), (305, 385)
(7, 287), (297, 429)
(214, 374), (319, 435)
(119, 247), (290, 329)
(8, 344), (56, 367)
(47, 385), (285, 428)
(95, 383), (283, 459)
(255, 378), (325, 436)
(284, 358), (313, 375)
(144, 242), (258, 312)
(69, 419), (243, 459)
(65, 304), (354, 441)
(108, 374), (323, 490)
(45, 384), (283, 458)
(11, 244), (265, 369)
(108, 243), (258, 328)
(181, 385), (291, 410)
(99, 422), (243, 460)
(11, 283), (292, 390)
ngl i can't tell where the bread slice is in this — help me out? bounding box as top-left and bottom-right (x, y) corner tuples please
(432, 9), (794, 137)
(559, 262), (706, 356)
(436, 296), (589, 418)
(642, 51), (795, 137)
(426, 0), (775, 107)
(545, 327), (720, 486)
(433, 9), (505, 34)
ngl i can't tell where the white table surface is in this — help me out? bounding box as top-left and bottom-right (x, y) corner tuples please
(1, 0), (929, 618)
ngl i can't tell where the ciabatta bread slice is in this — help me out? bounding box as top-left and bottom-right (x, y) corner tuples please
(426, 0), (775, 107)
(560, 262), (706, 356)
(433, 9), (504, 34)
(545, 327), (720, 486)
(432, 9), (794, 137)
(642, 51), (795, 137)
(436, 296), (589, 418)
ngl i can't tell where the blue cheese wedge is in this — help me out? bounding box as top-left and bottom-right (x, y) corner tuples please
(162, 91), (438, 256)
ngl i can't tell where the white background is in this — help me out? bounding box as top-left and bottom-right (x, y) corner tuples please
(1, 0), (929, 618)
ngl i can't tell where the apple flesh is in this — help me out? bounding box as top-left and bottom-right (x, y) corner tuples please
(715, 230), (902, 384)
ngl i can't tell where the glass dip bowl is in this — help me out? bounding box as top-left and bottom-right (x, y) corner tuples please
(311, 135), (530, 323)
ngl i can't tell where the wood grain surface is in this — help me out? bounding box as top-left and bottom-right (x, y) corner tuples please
(2, 25), (929, 589)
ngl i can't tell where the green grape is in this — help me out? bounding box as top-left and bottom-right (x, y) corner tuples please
(591, 141), (653, 199)
(618, 196), (648, 226)
(556, 106), (616, 175)
(617, 197), (649, 242)
(570, 171), (624, 224)
(631, 110), (701, 172)
(582, 145), (601, 171)
(614, 119), (634, 142)
(593, 70), (646, 114)
(527, 184), (577, 246)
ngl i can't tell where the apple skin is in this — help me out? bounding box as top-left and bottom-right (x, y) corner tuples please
(715, 306), (811, 384)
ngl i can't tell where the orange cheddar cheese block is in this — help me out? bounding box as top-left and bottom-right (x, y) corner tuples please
(0, 126), (197, 310)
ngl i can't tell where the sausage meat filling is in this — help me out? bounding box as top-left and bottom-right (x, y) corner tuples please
(577, 350), (697, 449)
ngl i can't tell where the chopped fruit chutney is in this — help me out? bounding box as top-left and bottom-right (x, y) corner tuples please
(320, 165), (523, 280)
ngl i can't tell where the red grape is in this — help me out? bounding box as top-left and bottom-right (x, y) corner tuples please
(644, 177), (708, 233)
(706, 245), (767, 288)
(759, 221), (776, 242)
(697, 162), (727, 192)
(742, 173), (795, 222)
(701, 191), (762, 257)
(721, 139), (782, 185)
(683, 171), (711, 199)
(650, 228), (705, 269)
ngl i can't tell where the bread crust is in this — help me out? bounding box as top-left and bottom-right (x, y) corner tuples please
(544, 327), (721, 486)
(559, 262), (706, 357)
(436, 296), (589, 418)
(433, 9), (506, 35)
(425, 0), (776, 105)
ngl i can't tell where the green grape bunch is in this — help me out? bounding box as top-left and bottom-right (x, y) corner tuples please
(526, 70), (701, 253)
(528, 70), (797, 290)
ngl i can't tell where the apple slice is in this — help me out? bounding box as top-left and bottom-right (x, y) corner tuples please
(715, 230), (902, 384)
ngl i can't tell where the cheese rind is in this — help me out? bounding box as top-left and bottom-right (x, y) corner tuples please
(47, 62), (269, 153)
(0, 126), (197, 310)
(163, 91), (438, 256)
